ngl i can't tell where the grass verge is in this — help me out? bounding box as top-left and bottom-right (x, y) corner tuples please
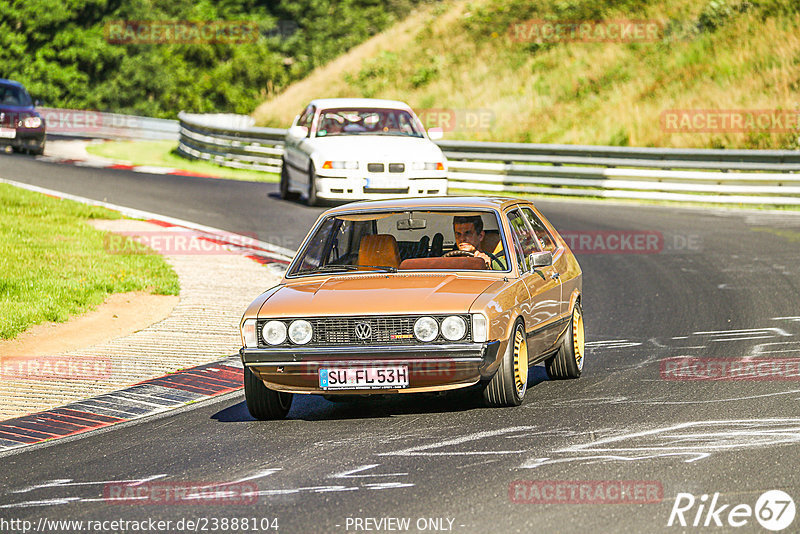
(0, 183), (180, 340)
(85, 140), (279, 183)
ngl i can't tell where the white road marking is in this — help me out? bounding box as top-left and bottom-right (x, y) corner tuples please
(379, 426), (536, 457)
(329, 464), (408, 479)
(520, 419), (800, 469)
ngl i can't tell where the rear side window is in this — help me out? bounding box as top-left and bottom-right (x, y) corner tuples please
(522, 207), (557, 252)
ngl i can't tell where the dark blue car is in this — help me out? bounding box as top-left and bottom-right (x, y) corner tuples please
(0, 79), (46, 155)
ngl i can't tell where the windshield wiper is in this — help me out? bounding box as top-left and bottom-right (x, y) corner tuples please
(311, 264), (397, 273)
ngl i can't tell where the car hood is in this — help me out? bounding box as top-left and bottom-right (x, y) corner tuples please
(0, 105), (36, 126)
(306, 135), (444, 162)
(258, 274), (498, 317)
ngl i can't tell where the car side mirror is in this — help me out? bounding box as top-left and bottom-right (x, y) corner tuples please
(34, 99), (43, 107)
(427, 127), (443, 140)
(528, 251), (552, 270)
(287, 125), (308, 138)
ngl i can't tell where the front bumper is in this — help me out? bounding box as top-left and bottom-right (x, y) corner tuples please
(313, 172), (448, 199)
(240, 341), (500, 394)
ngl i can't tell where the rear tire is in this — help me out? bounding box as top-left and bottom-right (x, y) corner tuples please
(483, 320), (528, 407)
(545, 302), (584, 379)
(244, 366), (293, 420)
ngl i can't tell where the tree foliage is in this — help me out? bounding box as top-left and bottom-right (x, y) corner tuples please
(0, 0), (418, 117)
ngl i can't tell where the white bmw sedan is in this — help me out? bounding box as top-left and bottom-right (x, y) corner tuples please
(280, 98), (448, 205)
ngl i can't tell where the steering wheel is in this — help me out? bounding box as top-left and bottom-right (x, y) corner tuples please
(444, 248), (504, 269)
(443, 249), (475, 258)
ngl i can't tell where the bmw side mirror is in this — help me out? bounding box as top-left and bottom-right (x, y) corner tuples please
(427, 127), (443, 141)
(288, 125), (309, 138)
(528, 251), (552, 270)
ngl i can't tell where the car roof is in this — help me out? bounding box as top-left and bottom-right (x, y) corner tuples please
(322, 196), (529, 215)
(0, 79), (26, 89)
(308, 98), (413, 111)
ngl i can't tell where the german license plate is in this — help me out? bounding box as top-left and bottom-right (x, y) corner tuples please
(319, 366), (409, 390)
(0, 128), (16, 139)
(365, 178), (404, 189)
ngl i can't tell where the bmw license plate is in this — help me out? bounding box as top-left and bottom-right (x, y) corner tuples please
(0, 128), (16, 139)
(319, 366), (409, 390)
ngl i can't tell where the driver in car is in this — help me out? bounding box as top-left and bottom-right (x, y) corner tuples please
(450, 215), (506, 270)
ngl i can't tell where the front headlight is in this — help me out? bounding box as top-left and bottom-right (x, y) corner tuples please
(413, 316), (439, 342)
(22, 116), (42, 129)
(262, 320), (288, 345)
(441, 316), (467, 341)
(288, 319), (313, 344)
(322, 160), (359, 170)
(412, 162), (444, 171)
(241, 319), (257, 348)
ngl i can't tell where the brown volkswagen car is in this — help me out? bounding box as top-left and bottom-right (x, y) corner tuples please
(239, 196), (583, 419)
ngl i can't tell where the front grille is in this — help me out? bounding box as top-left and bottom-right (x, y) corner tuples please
(258, 315), (472, 347)
(388, 163), (405, 173)
(367, 163), (384, 173)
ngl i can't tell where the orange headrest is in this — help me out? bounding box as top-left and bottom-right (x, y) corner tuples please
(358, 234), (400, 268)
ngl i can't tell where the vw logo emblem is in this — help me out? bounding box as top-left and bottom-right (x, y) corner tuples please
(354, 322), (372, 341)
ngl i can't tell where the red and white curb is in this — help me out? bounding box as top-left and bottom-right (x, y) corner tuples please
(0, 357), (245, 453)
(0, 177), (296, 265)
(36, 154), (219, 178)
(0, 178), (298, 452)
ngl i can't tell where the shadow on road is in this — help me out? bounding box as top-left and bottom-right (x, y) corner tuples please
(211, 365), (550, 423)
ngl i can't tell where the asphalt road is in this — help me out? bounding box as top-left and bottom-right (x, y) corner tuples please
(2, 153), (800, 533)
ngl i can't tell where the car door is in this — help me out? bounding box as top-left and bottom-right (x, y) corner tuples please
(284, 105), (315, 186)
(521, 205), (569, 317)
(506, 207), (562, 359)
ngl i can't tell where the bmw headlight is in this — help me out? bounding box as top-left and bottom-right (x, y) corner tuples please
(441, 316), (467, 341)
(22, 116), (42, 129)
(411, 162), (444, 171)
(322, 160), (359, 170)
(262, 320), (288, 345)
(413, 316), (439, 342)
(288, 319), (313, 345)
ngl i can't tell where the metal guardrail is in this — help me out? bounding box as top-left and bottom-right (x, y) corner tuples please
(40, 107), (179, 140)
(51, 109), (798, 206)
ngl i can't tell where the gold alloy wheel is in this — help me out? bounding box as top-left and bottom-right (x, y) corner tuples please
(573, 306), (585, 371)
(513, 326), (528, 395)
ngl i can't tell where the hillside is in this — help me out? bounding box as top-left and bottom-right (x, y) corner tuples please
(252, 0), (800, 149)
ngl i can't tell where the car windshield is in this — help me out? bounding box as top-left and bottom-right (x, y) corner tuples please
(289, 209), (510, 276)
(0, 85), (32, 107)
(315, 108), (424, 138)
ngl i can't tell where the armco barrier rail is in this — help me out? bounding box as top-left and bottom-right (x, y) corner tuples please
(53, 109), (800, 205)
(39, 107), (178, 140)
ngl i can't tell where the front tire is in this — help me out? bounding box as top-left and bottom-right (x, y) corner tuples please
(307, 163), (319, 206)
(483, 320), (528, 407)
(545, 302), (584, 379)
(244, 366), (293, 420)
(279, 159), (299, 200)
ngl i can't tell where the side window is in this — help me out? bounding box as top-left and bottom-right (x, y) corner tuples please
(507, 209), (538, 272)
(297, 105), (315, 136)
(522, 207), (557, 252)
